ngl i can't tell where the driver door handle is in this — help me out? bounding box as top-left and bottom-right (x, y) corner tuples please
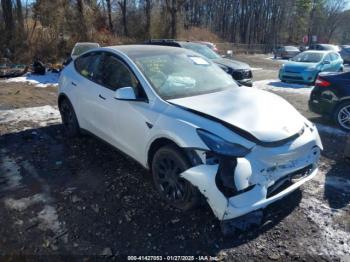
(99, 94), (106, 100)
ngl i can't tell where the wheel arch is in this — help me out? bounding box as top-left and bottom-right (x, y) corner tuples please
(147, 137), (202, 171)
(58, 93), (70, 108)
(332, 97), (350, 115)
(57, 92), (82, 128)
(147, 137), (181, 170)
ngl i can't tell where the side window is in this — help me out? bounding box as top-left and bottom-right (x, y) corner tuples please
(330, 53), (339, 61)
(95, 55), (138, 91)
(324, 54), (331, 62)
(94, 54), (146, 99)
(75, 53), (101, 79)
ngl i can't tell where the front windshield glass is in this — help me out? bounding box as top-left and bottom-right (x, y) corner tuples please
(291, 52), (323, 63)
(130, 51), (236, 100)
(181, 42), (221, 60)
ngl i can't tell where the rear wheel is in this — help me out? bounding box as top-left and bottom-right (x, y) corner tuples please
(334, 101), (350, 131)
(59, 98), (80, 137)
(151, 145), (200, 211)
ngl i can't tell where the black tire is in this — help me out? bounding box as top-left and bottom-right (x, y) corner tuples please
(151, 145), (200, 211)
(59, 98), (80, 137)
(333, 101), (350, 131)
(339, 67), (344, 72)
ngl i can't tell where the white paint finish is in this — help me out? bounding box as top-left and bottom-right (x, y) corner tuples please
(233, 158), (252, 191)
(59, 45), (323, 221)
(180, 164), (228, 219)
(169, 87), (305, 142)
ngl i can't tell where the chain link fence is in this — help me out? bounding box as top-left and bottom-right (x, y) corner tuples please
(215, 43), (273, 55)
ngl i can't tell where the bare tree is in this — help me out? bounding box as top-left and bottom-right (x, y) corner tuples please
(118, 0), (128, 36)
(106, 0), (113, 32)
(1, 0), (15, 45)
(165, 0), (185, 38)
(145, 0), (152, 39)
(76, 0), (87, 40)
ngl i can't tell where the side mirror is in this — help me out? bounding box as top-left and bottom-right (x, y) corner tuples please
(323, 60), (330, 65)
(114, 87), (136, 100)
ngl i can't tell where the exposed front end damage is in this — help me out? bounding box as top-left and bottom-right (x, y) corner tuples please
(180, 124), (322, 222)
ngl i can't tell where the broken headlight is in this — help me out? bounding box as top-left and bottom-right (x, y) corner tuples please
(197, 129), (251, 157)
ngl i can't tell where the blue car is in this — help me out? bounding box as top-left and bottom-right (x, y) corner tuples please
(279, 50), (344, 84)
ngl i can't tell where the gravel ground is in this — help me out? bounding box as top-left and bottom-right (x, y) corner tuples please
(0, 57), (349, 261)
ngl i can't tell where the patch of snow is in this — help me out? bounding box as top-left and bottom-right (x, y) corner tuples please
(0, 105), (61, 125)
(301, 196), (350, 256)
(253, 79), (312, 96)
(4, 194), (46, 211)
(0, 156), (22, 191)
(251, 67), (262, 71)
(37, 205), (62, 234)
(264, 57), (285, 63)
(3, 72), (59, 88)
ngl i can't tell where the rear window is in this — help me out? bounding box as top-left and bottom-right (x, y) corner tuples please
(72, 43), (100, 57)
(74, 52), (101, 79)
(285, 46), (299, 51)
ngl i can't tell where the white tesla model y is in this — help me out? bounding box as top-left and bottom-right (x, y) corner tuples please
(58, 45), (322, 228)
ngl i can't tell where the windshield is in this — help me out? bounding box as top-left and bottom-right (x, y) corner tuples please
(181, 42), (221, 60)
(291, 52), (323, 63)
(130, 51), (236, 100)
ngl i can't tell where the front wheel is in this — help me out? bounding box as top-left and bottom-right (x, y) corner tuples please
(334, 101), (350, 131)
(151, 145), (200, 211)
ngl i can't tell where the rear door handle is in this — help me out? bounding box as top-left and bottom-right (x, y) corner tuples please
(71, 82), (77, 86)
(99, 94), (106, 100)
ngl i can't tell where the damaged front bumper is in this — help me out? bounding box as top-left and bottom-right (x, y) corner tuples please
(181, 125), (322, 221)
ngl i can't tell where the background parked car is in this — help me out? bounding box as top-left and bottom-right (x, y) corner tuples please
(279, 50), (344, 84)
(194, 41), (219, 52)
(63, 42), (101, 66)
(309, 71), (350, 131)
(145, 39), (253, 86)
(339, 45), (350, 64)
(309, 44), (341, 52)
(273, 46), (300, 59)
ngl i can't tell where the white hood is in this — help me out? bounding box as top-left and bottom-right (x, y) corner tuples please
(169, 87), (305, 142)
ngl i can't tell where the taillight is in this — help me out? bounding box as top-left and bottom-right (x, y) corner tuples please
(315, 76), (331, 87)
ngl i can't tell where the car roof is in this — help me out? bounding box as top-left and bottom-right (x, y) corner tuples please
(74, 42), (100, 46)
(105, 44), (191, 56)
(302, 50), (332, 54)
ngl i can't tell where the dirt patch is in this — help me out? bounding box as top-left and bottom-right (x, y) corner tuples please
(0, 82), (57, 110)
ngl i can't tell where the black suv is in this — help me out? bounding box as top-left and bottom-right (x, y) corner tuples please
(309, 71), (350, 131)
(144, 40), (253, 87)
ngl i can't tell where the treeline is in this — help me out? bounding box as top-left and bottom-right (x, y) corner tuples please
(0, 0), (349, 63)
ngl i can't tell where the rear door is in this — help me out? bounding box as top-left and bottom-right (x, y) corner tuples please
(322, 54), (333, 72)
(330, 52), (342, 71)
(72, 51), (105, 133)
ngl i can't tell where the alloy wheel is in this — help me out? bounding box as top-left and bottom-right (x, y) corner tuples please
(154, 156), (190, 203)
(337, 104), (350, 131)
